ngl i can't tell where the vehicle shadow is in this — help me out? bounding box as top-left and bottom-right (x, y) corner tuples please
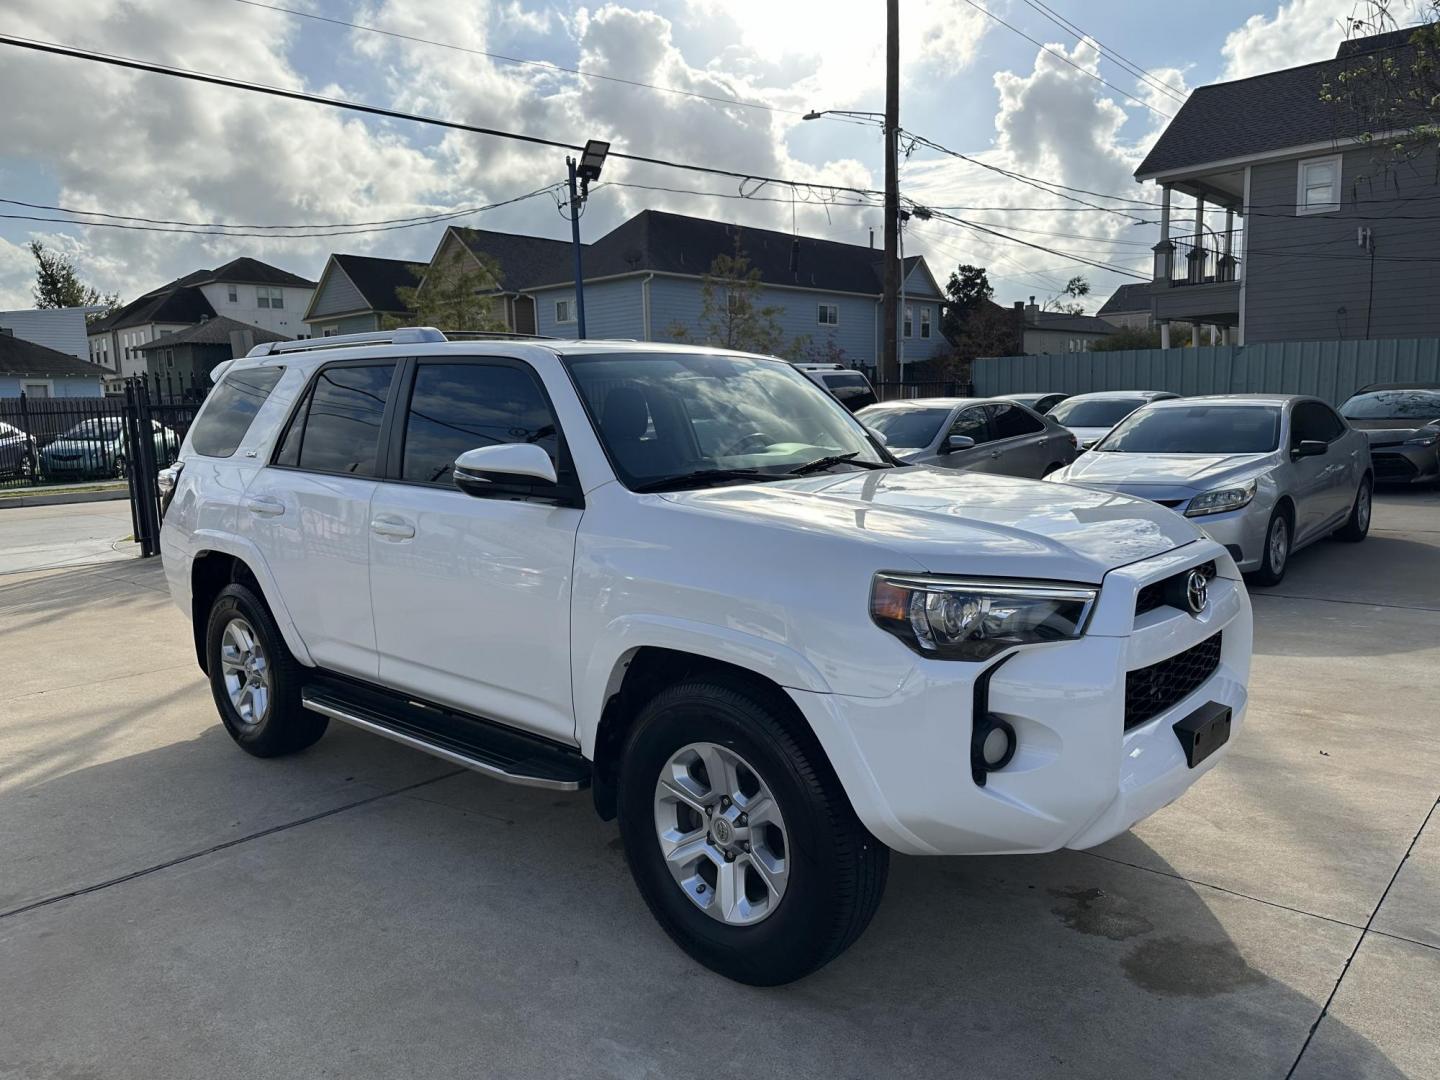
(0, 723), (1409, 1080)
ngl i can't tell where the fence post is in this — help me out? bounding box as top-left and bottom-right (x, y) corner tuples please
(17, 390), (37, 484)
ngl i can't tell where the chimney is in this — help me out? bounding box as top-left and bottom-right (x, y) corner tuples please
(1025, 295), (1040, 322)
(869, 227), (875, 249)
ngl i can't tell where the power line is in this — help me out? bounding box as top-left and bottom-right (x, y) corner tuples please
(0, 34), (890, 202)
(925, 209), (1150, 280)
(1018, 0), (1189, 102)
(957, 0), (1175, 119)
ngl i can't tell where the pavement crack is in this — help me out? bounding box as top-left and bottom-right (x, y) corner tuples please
(0, 768), (465, 922)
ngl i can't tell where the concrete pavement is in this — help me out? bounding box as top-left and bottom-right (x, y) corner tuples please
(0, 500), (137, 575)
(0, 491), (1436, 1078)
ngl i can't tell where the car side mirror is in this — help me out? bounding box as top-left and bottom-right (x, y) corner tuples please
(453, 443), (558, 496)
(943, 435), (976, 454)
(1291, 439), (1328, 460)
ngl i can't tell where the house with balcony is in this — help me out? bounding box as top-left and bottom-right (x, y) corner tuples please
(1134, 26), (1440, 346)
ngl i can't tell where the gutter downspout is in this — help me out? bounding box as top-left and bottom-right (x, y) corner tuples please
(641, 272), (654, 341)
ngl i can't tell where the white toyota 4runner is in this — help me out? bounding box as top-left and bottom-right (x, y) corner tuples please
(160, 329), (1252, 985)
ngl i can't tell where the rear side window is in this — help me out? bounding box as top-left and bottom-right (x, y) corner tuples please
(189, 367), (284, 458)
(274, 362), (396, 476)
(988, 402), (1045, 440)
(401, 361), (559, 484)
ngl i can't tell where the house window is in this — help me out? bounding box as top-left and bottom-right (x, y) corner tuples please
(165, 349), (174, 369)
(817, 303), (838, 326)
(903, 304), (913, 338)
(227, 285), (238, 303)
(322, 328), (335, 337)
(920, 307), (932, 338)
(257, 286), (284, 309)
(1297, 155), (1341, 215)
(555, 299), (575, 324)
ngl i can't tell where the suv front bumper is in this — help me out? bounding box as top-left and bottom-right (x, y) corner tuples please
(787, 542), (1252, 857)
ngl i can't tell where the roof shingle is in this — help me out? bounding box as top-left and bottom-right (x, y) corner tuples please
(0, 333), (110, 378)
(136, 316), (289, 351)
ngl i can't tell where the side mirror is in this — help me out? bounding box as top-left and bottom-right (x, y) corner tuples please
(870, 429), (889, 446)
(943, 434), (976, 454)
(453, 443), (558, 496)
(1292, 439), (1328, 460)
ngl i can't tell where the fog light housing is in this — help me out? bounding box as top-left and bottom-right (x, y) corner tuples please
(971, 714), (1016, 784)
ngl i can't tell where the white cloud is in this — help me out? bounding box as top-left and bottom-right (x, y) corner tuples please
(0, 237), (38, 309)
(1220, 0), (1352, 80)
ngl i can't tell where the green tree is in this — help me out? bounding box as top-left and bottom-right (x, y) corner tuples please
(1043, 275), (1091, 315)
(939, 263), (994, 341)
(1090, 324), (1192, 351)
(384, 245), (508, 332)
(29, 241), (119, 320)
(669, 237), (802, 357)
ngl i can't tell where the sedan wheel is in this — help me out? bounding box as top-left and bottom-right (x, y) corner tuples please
(1250, 511), (1291, 586)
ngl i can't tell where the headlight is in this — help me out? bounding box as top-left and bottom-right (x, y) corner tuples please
(1185, 479), (1257, 517)
(1403, 432), (1438, 447)
(870, 574), (1097, 661)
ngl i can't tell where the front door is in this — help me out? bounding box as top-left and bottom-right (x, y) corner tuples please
(936, 405), (994, 471)
(1287, 401), (1352, 541)
(245, 360), (398, 678)
(368, 357), (582, 744)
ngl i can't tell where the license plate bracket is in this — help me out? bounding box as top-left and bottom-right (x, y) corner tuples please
(1173, 701), (1231, 768)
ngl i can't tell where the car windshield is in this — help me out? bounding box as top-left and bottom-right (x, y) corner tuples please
(63, 418), (122, 438)
(1048, 397), (1152, 428)
(1340, 389), (1440, 421)
(857, 406), (953, 449)
(1097, 405), (1280, 454)
(565, 352), (889, 490)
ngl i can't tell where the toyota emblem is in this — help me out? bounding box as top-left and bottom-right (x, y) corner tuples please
(1185, 569), (1209, 615)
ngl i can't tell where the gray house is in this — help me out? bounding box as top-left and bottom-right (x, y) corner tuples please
(1095, 284), (1154, 330)
(1135, 26), (1440, 346)
(304, 254), (418, 337)
(137, 316), (288, 389)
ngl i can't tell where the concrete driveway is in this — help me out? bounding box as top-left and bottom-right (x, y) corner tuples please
(1, 495), (1436, 1079)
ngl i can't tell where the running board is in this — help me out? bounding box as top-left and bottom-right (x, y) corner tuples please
(301, 679), (590, 792)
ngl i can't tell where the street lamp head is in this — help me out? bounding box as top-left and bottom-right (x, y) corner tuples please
(802, 110), (822, 121)
(577, 139), (610, 182)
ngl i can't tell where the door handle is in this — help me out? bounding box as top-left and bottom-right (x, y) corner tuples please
(989, 450), (1002, 458)
(245, 496), (285, 517)
(370, 516), (416, 540)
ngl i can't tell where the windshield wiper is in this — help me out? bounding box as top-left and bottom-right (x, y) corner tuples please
(787, 452), (890, 476)
(631, 469), (773, 494)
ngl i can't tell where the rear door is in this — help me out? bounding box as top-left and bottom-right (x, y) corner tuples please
(985, 401), (1055, 477)
(367, 356), (583, 743)
(245, 360), (399, 678)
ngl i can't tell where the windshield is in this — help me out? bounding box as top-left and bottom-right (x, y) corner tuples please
(1097, 405), (1280, 454)
(565, 352), (888, 489)
(857, 406), (952, 449)
(1340, 389), (1440, 421)
(1048, 397), (1153, 428)
(63, 418), (123, 439)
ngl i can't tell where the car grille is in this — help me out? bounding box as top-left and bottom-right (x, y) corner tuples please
(1372, 454), (1418, 481)
(1124, 632), (1222, 730)
(1134, 560), (1217, 617)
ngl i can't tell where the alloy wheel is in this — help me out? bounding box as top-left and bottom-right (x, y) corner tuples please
(653, 741), (790, 926)
(1357, 483), (1372, 532)
(1269, 517), (1289, 573)
(219, 617), (272, 727)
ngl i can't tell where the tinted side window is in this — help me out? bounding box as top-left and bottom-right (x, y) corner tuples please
(951, 408), (990, 444)
(401, 362), (559, 485)
(989, 402), (1045, 440)
(279, 363), (396, 476)
(189, 367), (284, 457)
(1291, 401), (1343, 445)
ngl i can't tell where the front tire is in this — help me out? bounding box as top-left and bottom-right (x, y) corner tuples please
(617, 677), (888, 985)
(1335, 475), (1372, 542)
(1250, 508), (1292, 586)
(205, 583), (327, 757)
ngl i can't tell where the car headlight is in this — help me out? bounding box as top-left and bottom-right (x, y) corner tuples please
(1403, 431), (1438, 447)
(1184, 479), (1257, 517)
(870, 574), (1097, 661)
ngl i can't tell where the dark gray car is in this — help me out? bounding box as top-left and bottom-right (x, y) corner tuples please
(856, 397), (1078, 478)
(1338, 383), (1440, 486)
(0, 420), (37, 479)
(1000, 392), (1069, 415)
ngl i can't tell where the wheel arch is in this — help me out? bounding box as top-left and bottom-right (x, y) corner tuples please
(189, 539), (313, 672)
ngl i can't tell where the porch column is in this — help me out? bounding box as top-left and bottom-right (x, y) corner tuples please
(1187, 196), (1206, 284)
(1152, 185), (1174, 284)
(1219, 208), (1237, 283)
(1161, 320), (1172, 349)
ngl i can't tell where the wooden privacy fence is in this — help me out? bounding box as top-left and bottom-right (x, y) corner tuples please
(972, 338), (1440, 407)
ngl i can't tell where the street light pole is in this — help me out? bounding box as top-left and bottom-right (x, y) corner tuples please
(882, 0), (900, 386)
(566, 156), (587, 339)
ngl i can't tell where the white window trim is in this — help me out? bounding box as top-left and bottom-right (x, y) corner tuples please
(555, 299), (576, 324)
(817, 303), (839, 326)
(903, 303), (913, 338)
(919, 306), (932, 338)
(1296, 154), (1342, 216)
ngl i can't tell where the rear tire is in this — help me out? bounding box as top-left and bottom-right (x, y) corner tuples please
(1335, 475), (1372, 542)
(1249, 508), (1291, 586)
(616, 677), (889, 985)
(205, 583), (327, 757)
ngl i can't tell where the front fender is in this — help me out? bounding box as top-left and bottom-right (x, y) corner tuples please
(575, 614), (833, 758)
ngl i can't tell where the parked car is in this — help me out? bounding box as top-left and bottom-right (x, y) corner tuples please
(855, 397), (1077, 477)
(1047, 390), (1180, 449)
(1337, 382), (1440, 487)
(38, 416), (180, 479)
(1048, 395), (1371, 584)
(793, 363), (877, 412)
(0, 420), (37, 479)
(161, 330), (1252, 985)
(1000, 391), (1069, 415)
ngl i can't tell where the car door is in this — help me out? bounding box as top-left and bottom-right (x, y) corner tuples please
(985, 402), (1055, 477)
(367, 356), (583, 744)
(1286, 401), (1351, 542)
(933, 406), (992, 471)
(244, 360), (398, 678)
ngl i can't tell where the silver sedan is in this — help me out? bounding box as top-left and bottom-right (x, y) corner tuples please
(1048, 395), (1372, 584)
(857, 397), (1078, 478)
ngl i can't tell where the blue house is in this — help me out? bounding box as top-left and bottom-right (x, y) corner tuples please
(427, 211), (950, 372)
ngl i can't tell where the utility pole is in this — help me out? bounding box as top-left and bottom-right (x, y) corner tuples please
(566, 157), (587, 338)
(881, 0), (900, 386)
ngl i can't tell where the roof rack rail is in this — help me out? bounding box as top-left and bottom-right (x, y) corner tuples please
(247, 327), (447, 357)
(441, 329), (556, 341)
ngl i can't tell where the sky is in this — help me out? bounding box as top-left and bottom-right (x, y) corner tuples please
(0, 0), (1408, 315)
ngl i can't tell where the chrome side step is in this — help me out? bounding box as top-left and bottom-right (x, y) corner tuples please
(301, 685), (589, 792)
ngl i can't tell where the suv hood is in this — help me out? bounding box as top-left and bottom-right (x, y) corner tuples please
(1056, 451), (1274, 493)
(659, 467), (1202, 584)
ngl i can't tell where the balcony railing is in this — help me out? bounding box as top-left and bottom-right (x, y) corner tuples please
(1159, 233), (1241, 287)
